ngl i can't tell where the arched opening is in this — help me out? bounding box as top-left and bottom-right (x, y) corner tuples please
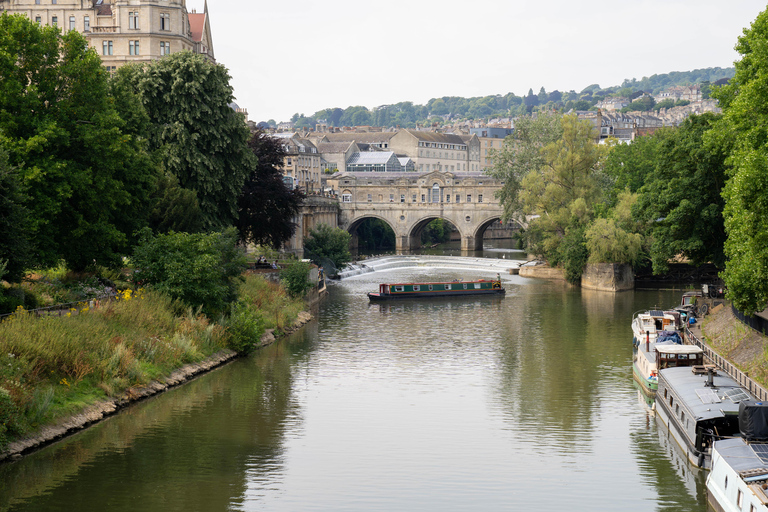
(470, 217), (524, 254)
(348, 216), (396, 257)
(409, 216), (460, 252)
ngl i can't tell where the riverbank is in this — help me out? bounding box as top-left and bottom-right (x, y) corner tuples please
(0, 309), (314, 462)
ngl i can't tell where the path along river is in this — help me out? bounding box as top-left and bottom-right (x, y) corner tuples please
(0, 260), (708, 511)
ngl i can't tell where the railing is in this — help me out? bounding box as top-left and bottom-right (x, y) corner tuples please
(0, 293), (117, 321)
(686, 325), (768, 402)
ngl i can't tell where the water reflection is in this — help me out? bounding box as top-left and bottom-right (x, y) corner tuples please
(0, 272), (707, 511)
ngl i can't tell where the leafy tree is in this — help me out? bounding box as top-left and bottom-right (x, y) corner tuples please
(633, 113), (727, 275)
(0, 13), (157, 271)
(303, 224), (351, 271)
(148, 174), (205, 234)
(421, 219), (453, 245)
(279, 261), (314, 298)
(602, 129), (672, 206)
(517, 115), (608, 281)
(131, 228), (246, 317)
(356, 219), (395, 251)
(586, 190), (643, 265)
(487, 111), (563, 224)
(236, 129), (304, 248)
(573, 100), (593, 111)
(121, 51), (253, 229)
(653, 99), (676, 111)
(709, 8), (768, 314)
(0, 147), (32, 282)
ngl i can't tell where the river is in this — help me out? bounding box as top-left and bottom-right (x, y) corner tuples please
(0, 264), (708, 511)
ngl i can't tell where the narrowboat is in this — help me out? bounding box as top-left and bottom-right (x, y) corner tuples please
(656, 366), (754, 468)
(633, 336), (703, 398)
(367, 276), (505, 301)
(631, 309), (682, 346)
(707, 402), (768, 512)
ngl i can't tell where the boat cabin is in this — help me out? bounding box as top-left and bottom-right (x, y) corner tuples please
(655, 345), (704, 371)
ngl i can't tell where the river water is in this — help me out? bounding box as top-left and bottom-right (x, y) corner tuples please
(0, 265), (708, 511)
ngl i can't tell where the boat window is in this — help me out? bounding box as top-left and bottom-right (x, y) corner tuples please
(737, 489), (743, 508)
(724, 476), (728, 490)
(463, 284), (468, 289)
(675, 404), (679, 414)
(428, 285), (433, 291)
(474, 283), (481, 289)
(394, 286), (404, 292)
(413, 285), (420, 291)
(681, 412), (685, 423)
(444, 284), (451, 290)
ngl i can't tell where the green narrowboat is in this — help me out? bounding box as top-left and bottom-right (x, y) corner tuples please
(367, 277), (505, 301)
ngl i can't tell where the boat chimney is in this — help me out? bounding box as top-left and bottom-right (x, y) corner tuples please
(646, 331), (650, 353)
(705, 367), (716, 387)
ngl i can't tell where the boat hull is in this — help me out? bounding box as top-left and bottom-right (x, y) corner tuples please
(368, 288), (505, 301)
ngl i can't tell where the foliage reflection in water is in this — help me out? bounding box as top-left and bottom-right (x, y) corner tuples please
(0, 269), (707, 511)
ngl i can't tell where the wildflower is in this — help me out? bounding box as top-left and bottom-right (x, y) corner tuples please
(60, 378), (70, 388)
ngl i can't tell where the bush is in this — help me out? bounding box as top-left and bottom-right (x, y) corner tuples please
(224, 300), (265, 355)
(280, 261), (314, 298)
(0, 387), (27, 451)
(131, 228), (246, 317)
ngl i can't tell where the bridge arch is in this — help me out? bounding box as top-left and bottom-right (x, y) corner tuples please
(406, 215), (464, 251)
(345, 214), (398, 254)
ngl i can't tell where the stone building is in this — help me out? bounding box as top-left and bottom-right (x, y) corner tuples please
(0, 0), (215, 69)
(470, 127), (514, 170)
(388, 129), (481, 173)
(273, 133), (322, 193)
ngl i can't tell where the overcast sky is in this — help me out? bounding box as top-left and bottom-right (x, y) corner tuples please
(186, 1), (766, 124)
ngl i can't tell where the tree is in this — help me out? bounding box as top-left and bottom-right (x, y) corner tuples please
(633, 113), (727, 275)
(131, 228), (246, 317)
(0, 14), (157, 270)
(709, 8), (768, 314)
(303, 224), (352, 272)
(121, 51), (253, 230)
(517, 115), (608, 281)
(236, 129), (304, 248)
(602, 129), (672, 206)
(0, 147), (32, 282)
(487, 111), (563, 224)
(279, 261), (314, 298)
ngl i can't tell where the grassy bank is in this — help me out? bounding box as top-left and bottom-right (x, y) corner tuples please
(0, 274), (305, 451)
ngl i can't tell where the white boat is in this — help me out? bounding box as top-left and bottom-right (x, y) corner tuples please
(631, 309), (682, 346)
(633, 339), (704, 397)
(706, 402), (768, 511)
(656, 366), (754, 468)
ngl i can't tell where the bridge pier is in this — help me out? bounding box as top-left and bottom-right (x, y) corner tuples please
(461, 235), (484, 252)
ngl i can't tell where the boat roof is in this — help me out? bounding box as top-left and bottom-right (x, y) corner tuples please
(714, 437), (768, 473)
(659, 366), (753, 421)
(382, 279), (490, 286)
(655, 344), (704, 355)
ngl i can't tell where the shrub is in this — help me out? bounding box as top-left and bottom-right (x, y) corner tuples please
(131, 228), (246, 317)
(0, 387), (27, 451)
(224, 300), (265, 355)
(280, 261), (314, 298)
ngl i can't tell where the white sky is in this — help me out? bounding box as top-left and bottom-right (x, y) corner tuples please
(186, 1), (767, 124)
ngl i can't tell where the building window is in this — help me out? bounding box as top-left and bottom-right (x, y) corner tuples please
(69, 16), (75, 31)
(35, 15), (41, 24)
(400, 194), (405, 203)
(102, 41), (113, 55)
(51, 16), (57, 26)
(129, 40), (140, 55)
(431, 183), (440, 203)
(35, 0), (40, 3)
(367, 194), (372, 202)
(456, 194), (460, 203)
(84, 16), (90, 31)
(160, 13), (170, 31)
(51, 0), (56, 3)
(129, 12), (139, 29)
(412, 194), (416, 202)
(421, 194), (425, 202)
(389, 194), (394, 202)
(446, 194), (450, 203)
(467, 195), (472, 203)
(478, 194), (483, 203)
(160, 41), (170, 55)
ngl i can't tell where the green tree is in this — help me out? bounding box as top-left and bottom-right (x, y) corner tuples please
(131, 228), (246, 316)
(279, 261), (314, 298)
(487, 111), (563, 224)
(709, 8), (768, 314)
(0, 13), (157, 270)
(602, 129), (672, 206)
(303, 224), (352, 272)
(517, 115), (608, 281)
(121, 51), (253, 229)
(0, 147), (32, 282)
(633, 113), (727, 275)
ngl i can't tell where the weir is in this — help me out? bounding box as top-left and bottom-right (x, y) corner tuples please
(336, 255), (525, 279)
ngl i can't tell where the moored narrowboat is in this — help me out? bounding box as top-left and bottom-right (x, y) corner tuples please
(367, 276), (505, 301)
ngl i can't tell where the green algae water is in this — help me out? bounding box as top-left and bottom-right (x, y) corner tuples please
(0, 269), (707, 511)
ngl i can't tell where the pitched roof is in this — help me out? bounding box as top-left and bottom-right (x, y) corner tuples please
(403, 129), (467, 145)
(188, 12), (206, 43)
(323, 132), (396, 144)
(316, 142), (355, 153)
(347, 152), (397, 165)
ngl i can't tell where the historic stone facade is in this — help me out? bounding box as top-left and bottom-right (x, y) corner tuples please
(0, 0), (214, 68)
(326, 170), (506, 252)
(283, 196), (340, 258)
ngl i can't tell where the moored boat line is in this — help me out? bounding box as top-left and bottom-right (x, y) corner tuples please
(367, 276), (505, 301)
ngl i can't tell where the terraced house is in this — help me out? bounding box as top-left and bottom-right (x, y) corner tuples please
(0, 0), (214, 69)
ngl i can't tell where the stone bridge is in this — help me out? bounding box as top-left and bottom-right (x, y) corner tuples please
(327, 170), (522, 252)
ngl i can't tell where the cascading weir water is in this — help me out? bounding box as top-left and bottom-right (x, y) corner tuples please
(336, 255), (526, 279)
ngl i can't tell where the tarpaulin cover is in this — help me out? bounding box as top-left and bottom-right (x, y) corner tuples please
(739, 401), (768, 440)
(656, 331), (681, 344)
